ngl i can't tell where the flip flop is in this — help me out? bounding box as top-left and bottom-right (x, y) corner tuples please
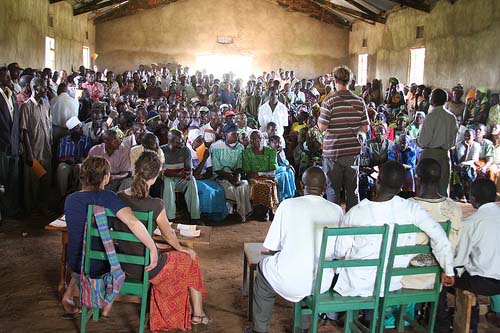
(191, 315), (212, 326)
(62, 310), (82, 320)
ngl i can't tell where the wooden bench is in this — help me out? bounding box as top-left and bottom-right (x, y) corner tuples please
(453, 289), (477, 333)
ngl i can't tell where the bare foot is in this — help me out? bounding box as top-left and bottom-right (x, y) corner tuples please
(61, 297), (78, 314)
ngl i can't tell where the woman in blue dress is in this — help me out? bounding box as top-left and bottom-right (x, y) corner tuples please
(187, 129), (228, 221)
(268, 135), (296, 202)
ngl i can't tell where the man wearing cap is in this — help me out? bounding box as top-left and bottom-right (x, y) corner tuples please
(56, 116), (92, 196)
(50, 82), (79, 147)
(258, 87), (288, 145)
(161, 129), (201, 222)
(211, 122), (252, 222)
(0, 67), (21, 217)
(418, 88), (458, 197)
(146, 110), (161, 132)
(20, 77), (53, 215)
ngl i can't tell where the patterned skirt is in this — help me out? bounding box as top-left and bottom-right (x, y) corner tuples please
(149, 250), (207, 332)
(248, 177), (279, 209)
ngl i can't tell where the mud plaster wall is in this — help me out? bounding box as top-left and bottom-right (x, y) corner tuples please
(349, 0), (500, 90)
(95, 0), (349, 78)
(0, 0), (95, 71)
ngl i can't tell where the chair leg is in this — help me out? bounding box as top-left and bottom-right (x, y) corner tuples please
(396, 305), (406, 332)
(242, 251), (248, 296)
(80, 306), (87, 333)
(92, 308), (99, 321)
(293, 302), (302, 333)
(378, 301), (386, 333)
(139, 296), (147, 333)
(311, 310), (319, 333)
(427, 300), (438, 333)
(345, 310), (354, 333)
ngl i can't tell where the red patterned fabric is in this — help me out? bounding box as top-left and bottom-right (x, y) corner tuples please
(149, 250), (207, 332)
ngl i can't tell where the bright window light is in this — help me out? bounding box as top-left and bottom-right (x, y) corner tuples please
(45, 37), (56, 70)
(409, 48), (425, 85)
(195, 54), (253, 79)
(357, 54), (368, 86)
(82, 46), (90, 69)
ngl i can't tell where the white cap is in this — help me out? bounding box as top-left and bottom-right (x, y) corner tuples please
(66, 116), (81, 130)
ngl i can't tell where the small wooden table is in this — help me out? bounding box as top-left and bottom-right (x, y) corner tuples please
(45, 220), (212, 294)
(242, 242), (271, 321)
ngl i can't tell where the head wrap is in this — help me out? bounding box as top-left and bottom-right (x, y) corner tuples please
(476, 86), (488, 94)
(66, 116), (82, 130)
(247, 117), (258, 128)
(414, 111), (426, 119)
(452, 84), (463, 92)
(187, 128), (202, 146)
(396, 112), (410, 123)
(146, 111), (160, 123)
(223, 122), (238, 134)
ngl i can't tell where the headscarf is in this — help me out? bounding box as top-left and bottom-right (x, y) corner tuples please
(476, 86), (488, 94)
(389, 77), (399, 85)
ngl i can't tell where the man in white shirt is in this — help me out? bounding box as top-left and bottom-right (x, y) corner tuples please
(446, 179), (500, 332)
(244, 166), (344, 333)
(50, 82), (79, 146)
(334, 160), (454, 298)
(258, 87), (288, 144)
(403, 158), (462, 290)
(200, 109), (221, 145)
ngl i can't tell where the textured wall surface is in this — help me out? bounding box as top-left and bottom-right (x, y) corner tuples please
(0, 0), (95, 71)
(349, 0), (500, 90)
(95, 0), (349, 78)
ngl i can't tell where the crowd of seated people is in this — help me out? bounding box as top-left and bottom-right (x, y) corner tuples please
(1, 60), (500, 332)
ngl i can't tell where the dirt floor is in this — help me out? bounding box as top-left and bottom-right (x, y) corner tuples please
(0, 201), (499, 333)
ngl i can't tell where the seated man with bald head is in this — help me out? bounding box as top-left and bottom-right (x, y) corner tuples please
(244, 166), (344, 333)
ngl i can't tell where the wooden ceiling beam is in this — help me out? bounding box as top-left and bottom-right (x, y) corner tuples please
(391, 0), (431, 13)
(277, 0), (351, 29)
(74, 0), (127, 16)
(49, 0), (65, 4)
(311, 0), (385, 24)
(343, 0), (380, 17)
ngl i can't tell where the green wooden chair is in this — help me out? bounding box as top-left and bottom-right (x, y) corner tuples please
(293, 224), (391, 333)
(81, 206), (154, 333)
(378, 221), (451, 333)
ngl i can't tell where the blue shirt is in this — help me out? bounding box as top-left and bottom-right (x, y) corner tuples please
(57, 135), (92, 160)
(64, 190), (126, 275)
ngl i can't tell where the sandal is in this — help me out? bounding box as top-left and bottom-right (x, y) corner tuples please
(191, 315), (212, 326)
(62, 309), (82, 320)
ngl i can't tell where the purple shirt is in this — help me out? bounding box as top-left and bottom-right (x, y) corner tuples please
(88, 143), (131, 180)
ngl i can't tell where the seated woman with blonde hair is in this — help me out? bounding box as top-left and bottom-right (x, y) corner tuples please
(114, 151), (210, 331)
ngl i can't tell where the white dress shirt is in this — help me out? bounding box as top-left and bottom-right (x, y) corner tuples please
(454, 202), (500, 280)
(258, 101), (289, 137)
(334, 196), (454, 297)
(50, 92), (79, 128)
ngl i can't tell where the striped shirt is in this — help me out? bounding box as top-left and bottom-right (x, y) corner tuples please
(319, 90), (369, 158)
(57, 135), (92, 160)
(160, 145), (191, 173)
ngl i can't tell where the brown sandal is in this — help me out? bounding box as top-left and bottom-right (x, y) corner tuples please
(191, 315), (212, 326)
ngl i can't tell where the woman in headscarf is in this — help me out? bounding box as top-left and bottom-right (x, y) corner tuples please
(268, 135), (296, 202)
